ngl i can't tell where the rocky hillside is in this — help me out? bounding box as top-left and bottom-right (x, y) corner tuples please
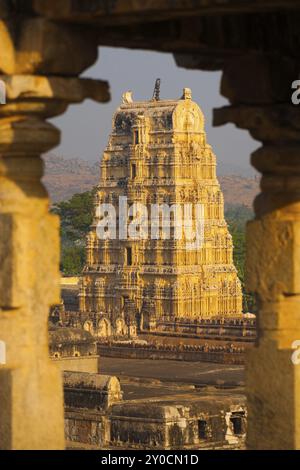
(43, 154), (100, 203)
(43, 153), (259, 208)
(220, 175), (259, 208)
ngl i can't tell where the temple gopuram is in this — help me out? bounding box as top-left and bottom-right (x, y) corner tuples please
(78, 86), (242, 338)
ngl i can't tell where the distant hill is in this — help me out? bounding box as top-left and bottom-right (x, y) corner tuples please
(43, 154), (100, 203)
(220, 175), (259, 208)
(43, 153), (259, 208)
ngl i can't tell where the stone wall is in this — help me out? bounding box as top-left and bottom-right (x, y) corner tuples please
(63, 371), (247, 450)
(53, 356), (99, 374)
(63, 371), (121, 449)
(65, 410), (109, 449)
(98, 343), (246, 365)
(110, 401), (246, 449)
(152, 317), (256, 340)
(61, 283), (80, 313)
(63, 307), (255, 343)
(64, 372), (123, 411)
(49, 327), (100, 373)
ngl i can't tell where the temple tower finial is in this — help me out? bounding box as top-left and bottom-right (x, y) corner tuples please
(152, 78), (161, 101)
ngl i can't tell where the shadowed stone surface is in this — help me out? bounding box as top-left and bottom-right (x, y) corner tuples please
(101, 357), (244, 390)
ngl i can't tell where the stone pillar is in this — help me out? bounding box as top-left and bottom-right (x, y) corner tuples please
(0, 17), (109, 449)
(214, 53), (300, 449)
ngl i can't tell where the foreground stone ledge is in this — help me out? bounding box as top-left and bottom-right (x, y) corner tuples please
(246, 219), (300, 299)
(0, 75), (110, 104)
(32, 0), (300, 23)
(0, 362), (65, 449)
(0, 214), (27, 309)
(258, 297), (300, 336)
(0, 17), (99, 75)
(220, 54), (297, 105)
(246, 341), (300, 449)
(0, 117), (60, 153)
(214, 105), (300, 142)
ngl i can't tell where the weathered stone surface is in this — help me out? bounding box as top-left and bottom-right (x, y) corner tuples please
(109, 396), (246, 449)
(0, 117), (60, 153)
(175, 53), (224, 72)
(215, 49), (300, 449)
(0, 75), (110, 103)
(246, 341), (300, 450)
(221, 54), (298, 105)
(0, 75), (110, 118)
(64, 372), (122, 409)
(0, 197), (64, 448)
(257, 296), (300, 344)
(246, 219), (300, 299)
(0, 101), (69, 119)
(214, 105), (300, 142)
(0, 360), (65, 450)
(32, 0), (300, 22)
(0, 1), (10, 19)
(0, 214), (25, 308)
(0, 19), (15, 74)
(63, 366), (246, 450)
(251, 145), (300, 175)
(0, 18), (98, 75)
(49, 326), (100, 374)
(0, 76), (110, 124)
(249, 145), (300, 216)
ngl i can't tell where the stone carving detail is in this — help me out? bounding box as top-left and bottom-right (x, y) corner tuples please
(122, 91), (133, 104)
(79, 88), (242, 338)
(115, 112), (135, 133)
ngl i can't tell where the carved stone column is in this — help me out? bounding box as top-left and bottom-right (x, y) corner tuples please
(0, 16), (109, 449)
(215, 53), (300, 449)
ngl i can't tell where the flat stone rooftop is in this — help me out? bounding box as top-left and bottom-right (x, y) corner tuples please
(101, 357), (245, 401)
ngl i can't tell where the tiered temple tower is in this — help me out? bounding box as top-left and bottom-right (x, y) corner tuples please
(79, 87), (242, 338)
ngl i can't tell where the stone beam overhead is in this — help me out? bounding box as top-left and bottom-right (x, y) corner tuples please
(0, 75), (109, 118)
(94, 13), (300, 66)
(32, 1), (300, 25)
(0, 17), (99, 75)
(2, 3), (300, 72)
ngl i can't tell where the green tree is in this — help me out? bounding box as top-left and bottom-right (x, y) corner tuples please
(52, 188), (96, 275)
(52, 189), (96, 240)
(225, 204), (256, 313)
(61, 246), (86, 276)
